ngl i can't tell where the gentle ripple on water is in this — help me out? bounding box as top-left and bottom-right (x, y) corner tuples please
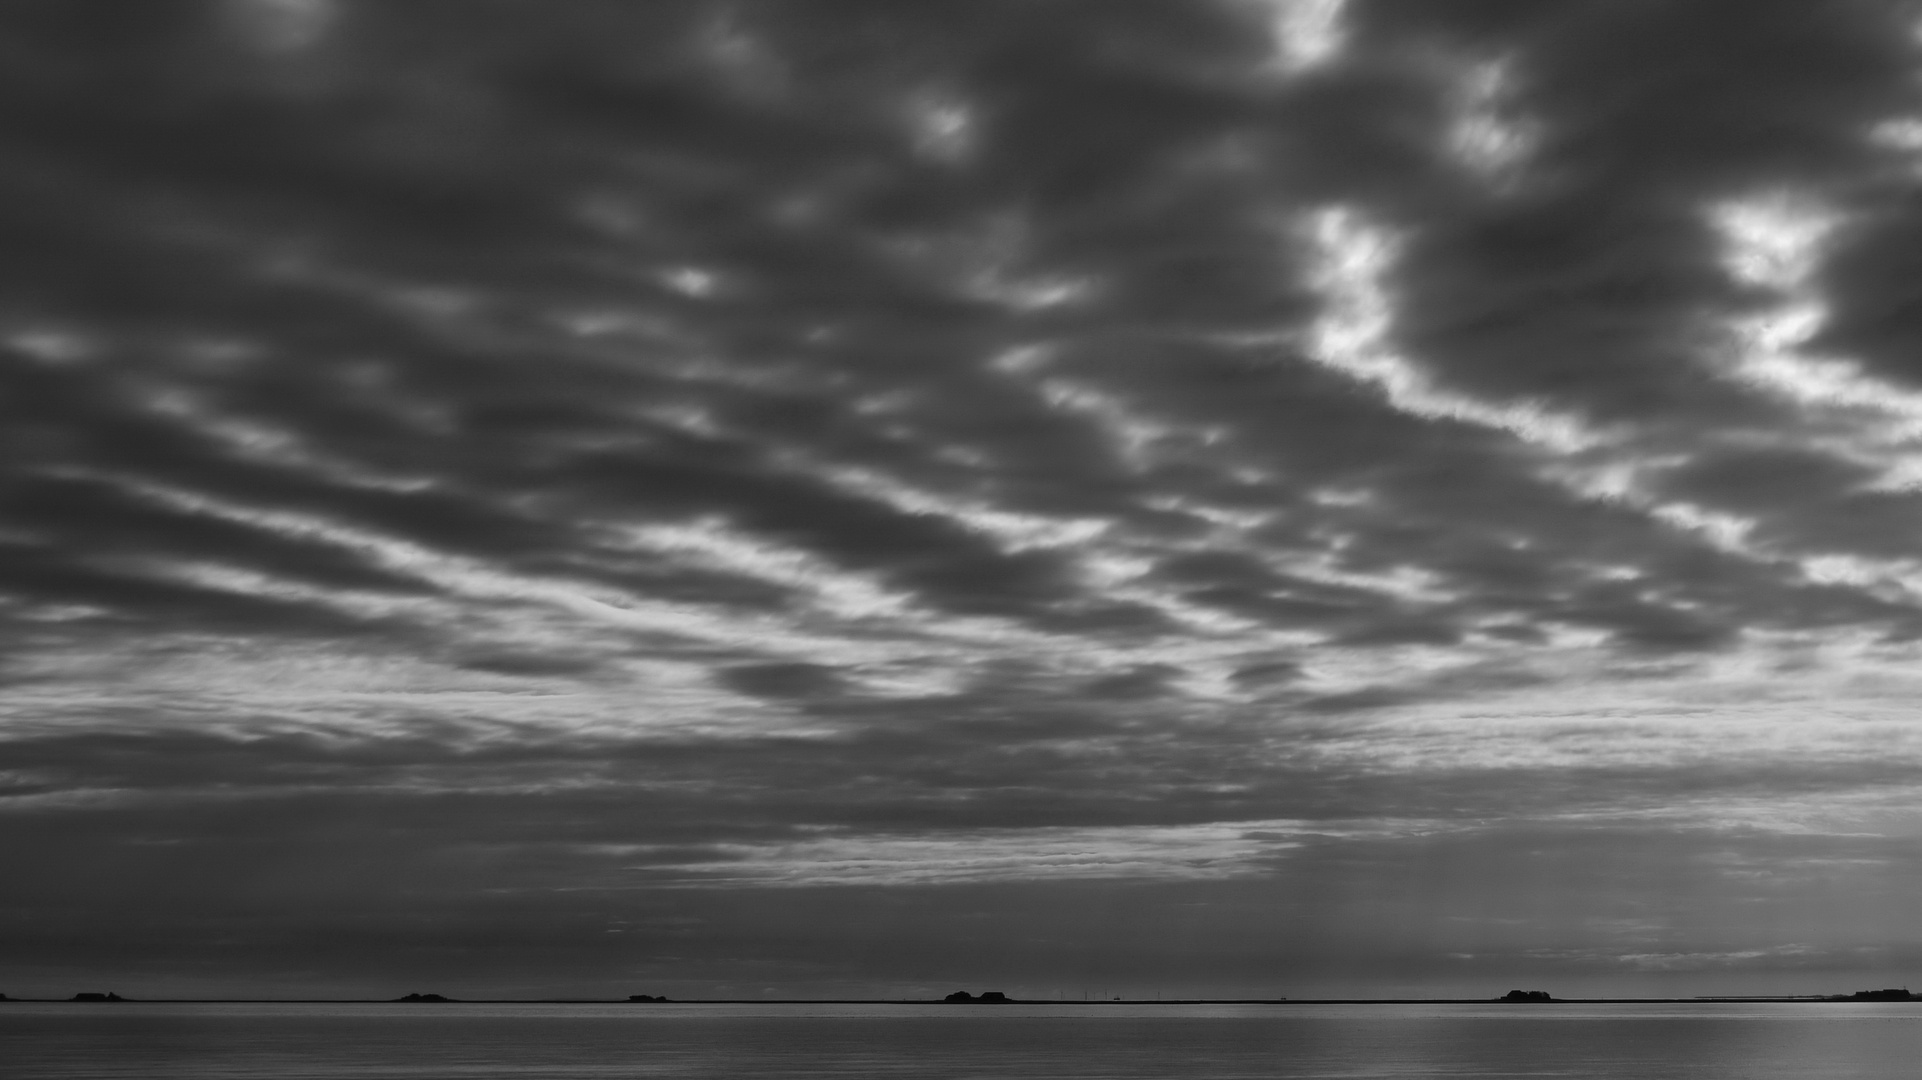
(4, 1001), (1922, 1079)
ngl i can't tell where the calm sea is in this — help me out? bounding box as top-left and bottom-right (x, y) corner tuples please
(4, 1001), (1921, 1079)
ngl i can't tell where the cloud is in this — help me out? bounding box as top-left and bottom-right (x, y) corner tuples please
(8, 0), (1922, 995)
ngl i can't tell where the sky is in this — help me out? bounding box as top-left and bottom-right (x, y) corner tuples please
(7, 0), (1922, 1001)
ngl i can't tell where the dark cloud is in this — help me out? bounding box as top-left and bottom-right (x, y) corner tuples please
(719, 661), (850, 700)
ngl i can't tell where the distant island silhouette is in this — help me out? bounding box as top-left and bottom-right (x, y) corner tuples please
(944, 991), (1012, 1002)
(70, 992), (123, 1002)
(628, 994), (671, 1002)
(1838, 988), (1918, 1001)
(393, 993), (453, 1002)
(1499, 990), (1555, 1002)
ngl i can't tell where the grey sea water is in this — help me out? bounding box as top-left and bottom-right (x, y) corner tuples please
(4, 1001), (1921, 1079)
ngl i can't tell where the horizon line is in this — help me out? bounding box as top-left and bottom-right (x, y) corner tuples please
(5, 996), (1901, 1006)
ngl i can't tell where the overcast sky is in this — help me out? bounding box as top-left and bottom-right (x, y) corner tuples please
(9, 0), (1922, 1000)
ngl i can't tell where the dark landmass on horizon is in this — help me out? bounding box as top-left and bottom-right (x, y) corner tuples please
(6, 990), (1917, 1005)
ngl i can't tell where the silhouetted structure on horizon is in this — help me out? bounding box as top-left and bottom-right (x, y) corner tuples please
(945, 990), (1012, 1002)
(628, 994), (670, 1002)
(393, 993), (452, 1002)
(1499, 990), (1554, 1002)
(70, 992), (123, 1002)
(1839, 988), (1918, 1001)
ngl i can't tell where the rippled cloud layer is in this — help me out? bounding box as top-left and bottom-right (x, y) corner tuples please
(7, 0), (1922, 998)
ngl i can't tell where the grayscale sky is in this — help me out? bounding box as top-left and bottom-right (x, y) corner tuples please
(7, 0), (1922, 1001)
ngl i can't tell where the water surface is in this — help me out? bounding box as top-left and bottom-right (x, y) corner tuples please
(5, 1001), (1921, 1079)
